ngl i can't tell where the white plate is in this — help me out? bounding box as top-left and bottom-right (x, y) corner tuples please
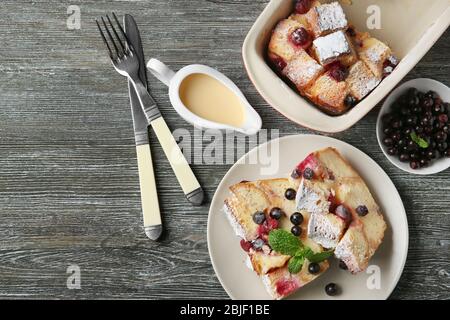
(207, 135), (408, 300)
(376, 78), (450, 175)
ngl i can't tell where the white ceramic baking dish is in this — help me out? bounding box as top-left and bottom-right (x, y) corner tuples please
(243, 0), (450, 133)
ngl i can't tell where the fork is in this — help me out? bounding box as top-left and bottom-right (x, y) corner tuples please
(96, 13), (204, 206)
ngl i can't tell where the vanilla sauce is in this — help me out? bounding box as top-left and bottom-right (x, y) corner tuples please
(179, 73), (245, 127)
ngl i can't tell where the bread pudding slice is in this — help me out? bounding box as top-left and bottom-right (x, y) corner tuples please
(293, 148), (387, 273)
(224, 179), (330, 299)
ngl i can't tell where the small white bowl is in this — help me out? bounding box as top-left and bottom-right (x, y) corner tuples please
(376, 78), (450, 175)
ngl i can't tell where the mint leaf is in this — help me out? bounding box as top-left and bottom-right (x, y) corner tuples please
(410, 132), (429, 149)
(298, 247), (314, 259)
(288, 255), (305, 274)
(268, 229), (301, 256)
(307, 250), (334, 263)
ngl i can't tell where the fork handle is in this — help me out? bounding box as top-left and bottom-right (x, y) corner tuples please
(130, 78), (204, 206)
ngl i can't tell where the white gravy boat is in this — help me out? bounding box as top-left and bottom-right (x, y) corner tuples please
(147, 58), (262, 135)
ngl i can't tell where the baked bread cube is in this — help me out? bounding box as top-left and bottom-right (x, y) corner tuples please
(289, 0), (322, 27)
(306, 1), (348, 37)
(312, 30), (357, 66)
(357, 37), (392, 78)
(282, 49), (324, 90)
(346, 61), (381, 100)
(305, 73), (350, 115)
(268, 18), (306, 63)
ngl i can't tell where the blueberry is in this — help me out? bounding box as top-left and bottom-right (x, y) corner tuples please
(285, 188), (297, 201)
(387, 147), (398, 156)
(325, 283), (339, 296)
(344, 95), (357, 108)
(335, 205), (352, 223)
(252, 211), (266, 225)
(291, 226), (302, 237)
(399, 153), (410, 162)
(269, 207), (284, 220)
(303, 168), (314, 180)
(383, 137), (394, 147)
(290, 212), (304, 226)
(356, 205), (369, 217)
(291, 169), (302, 179)
(339, 260), (348, 270)
(308, 262), (321, 275)
(252, 238), (265, 250)
(410, 161), (419, 170)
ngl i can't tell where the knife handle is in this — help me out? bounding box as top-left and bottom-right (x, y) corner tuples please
(136, 144), (163, 240)
(150, 117), (204, 206)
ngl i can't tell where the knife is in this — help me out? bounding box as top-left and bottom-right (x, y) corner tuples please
(124, 14), (163, 241)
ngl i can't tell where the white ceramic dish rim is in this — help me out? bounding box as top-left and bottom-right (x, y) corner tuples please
(242, 1), (450, 133)
(207, 134), (409, 300)
(147, 60), (262, 135)
(376, 78), (450, 175)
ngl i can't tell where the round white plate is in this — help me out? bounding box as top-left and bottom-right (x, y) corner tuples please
(207, 134), (409, 300)
(376, 78), (450, 175)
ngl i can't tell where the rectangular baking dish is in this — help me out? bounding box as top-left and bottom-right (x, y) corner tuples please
(243, 0), (450, 133)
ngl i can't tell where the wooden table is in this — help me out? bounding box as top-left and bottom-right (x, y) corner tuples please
(0, 0), (448, 299)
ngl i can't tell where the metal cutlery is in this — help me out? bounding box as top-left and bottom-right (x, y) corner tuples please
(122, 14), (162, 241)
(96, 13), (204, 237)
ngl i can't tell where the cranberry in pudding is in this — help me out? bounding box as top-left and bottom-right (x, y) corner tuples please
(328, 62), (348, 82)
(295, 0), (312, 14)
(240, 239), (252, 252)
(382, 56), (399, 78)
(270, 55), (287, 71)
(276, 279), (299, 297)
(290, 27), (311, 48)
(346, 27), (356, 37)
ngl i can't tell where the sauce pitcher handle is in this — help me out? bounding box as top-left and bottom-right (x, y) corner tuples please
(147, 58), (176, 87)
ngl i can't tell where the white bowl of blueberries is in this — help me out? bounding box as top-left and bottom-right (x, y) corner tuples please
(377, 78), (450, 175)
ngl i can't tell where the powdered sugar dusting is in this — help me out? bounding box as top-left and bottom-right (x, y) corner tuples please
(284, 52), (323, 88)
(313, 31), (351, 65)
(315, 1), (348, 34)
(365, 42), (389, 63)
(347, 61), (381, 100)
